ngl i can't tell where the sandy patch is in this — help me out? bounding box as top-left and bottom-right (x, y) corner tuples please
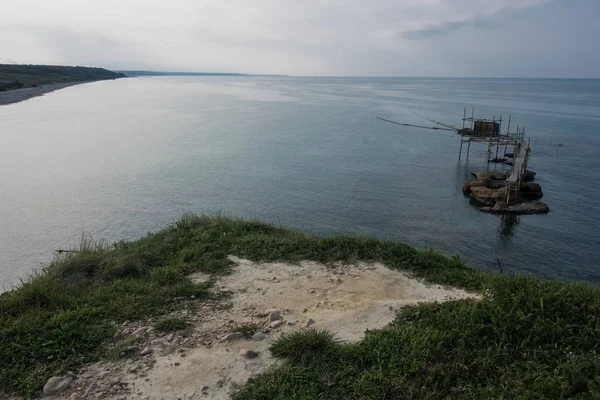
(55, 256), (478, 400)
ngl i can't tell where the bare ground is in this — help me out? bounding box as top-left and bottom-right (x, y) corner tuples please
(48, 256), (478, 400)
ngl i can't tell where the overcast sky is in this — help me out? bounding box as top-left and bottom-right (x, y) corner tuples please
(0, 0), (597, 77)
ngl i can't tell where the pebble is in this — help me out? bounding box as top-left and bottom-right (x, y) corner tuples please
(69, 393), (84, 400)
(84, 382), (99, 397)
(287, 321), (296, 326)
(270, 320), (284, 329)
(220, 332), (244, 342)
(305, 319), (315, 327)
(239, 348), (259, 359)
(251, 332), (268, 341)
(140, 346), (152, 356)
(166, 333), (175, 342)
(268, 311), (281, 321)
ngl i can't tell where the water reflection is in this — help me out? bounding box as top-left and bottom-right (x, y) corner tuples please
(499, 214), (520, 240)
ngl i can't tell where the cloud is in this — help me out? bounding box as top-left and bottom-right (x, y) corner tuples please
(0, 0), (597, 77)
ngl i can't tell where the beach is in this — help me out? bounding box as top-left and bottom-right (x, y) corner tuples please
(0, 81), (85, 106)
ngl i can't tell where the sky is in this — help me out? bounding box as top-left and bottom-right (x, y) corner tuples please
(0, 0), (598, 77)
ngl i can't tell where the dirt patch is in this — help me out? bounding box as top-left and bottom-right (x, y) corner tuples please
(53, 256), (478, 400)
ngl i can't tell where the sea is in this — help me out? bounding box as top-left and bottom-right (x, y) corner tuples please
(1, 76), (599, 290)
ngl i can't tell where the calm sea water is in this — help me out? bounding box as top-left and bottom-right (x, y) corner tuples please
(1, 76), (599, 289)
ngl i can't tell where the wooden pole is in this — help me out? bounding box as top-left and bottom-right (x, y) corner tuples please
(463, 107), (466, 129)
(471, 106), (475, 129)
(459, 139), (463, 160)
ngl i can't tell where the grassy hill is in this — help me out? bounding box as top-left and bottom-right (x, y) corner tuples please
(1, 214), (599, 398)
(0, 64), (125, 92)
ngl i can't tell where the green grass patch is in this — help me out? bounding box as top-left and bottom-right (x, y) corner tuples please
(2, 213), (598, 399)
(155, 317), (189, 333)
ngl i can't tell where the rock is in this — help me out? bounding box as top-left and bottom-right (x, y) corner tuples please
(287, 321), (296, 326)
(268, 311), (281, 321)
(305, 319), (315, 327)
(166, 333), (175, 342)
(140, 346), (152, 356)
(220, 332), (244, 342)
(109, 378), (122, 386)
(471, 171), (507, 180)
(70, 393), (84, 400)
(132, 327), (146, 337)
(520, 182), (543, 199)
(252, 332), (268, 341)
(239, 349), (259, 359)
(470, 187), (507, 207)
(43, 376), (73, 396)
(270, 320), (284, 329)
(523, 169), (536, 182)
(150, 339), (164, 347)
(462, 177), (489, 193)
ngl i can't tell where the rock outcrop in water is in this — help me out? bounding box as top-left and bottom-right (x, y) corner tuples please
(463, 170), (549, 214)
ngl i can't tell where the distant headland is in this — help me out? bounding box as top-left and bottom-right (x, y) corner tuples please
(0, 64), (125, 105)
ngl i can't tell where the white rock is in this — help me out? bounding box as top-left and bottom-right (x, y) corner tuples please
(43, 376), (73, 396)
(220, 332), (244, 342)
(305, 319), (316, 327)
(251, 332), (268, 341)
(239, 348), (259, 359)
(140, 346), (152, 356)
(70, 393), (84, 400)
(270, 320), (284, 329)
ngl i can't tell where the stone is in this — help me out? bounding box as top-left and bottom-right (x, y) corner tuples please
(239, 348), (259, 359)
(251, 332), (268, 341)
(523, 169), (536, 182)
(140, 346), (152, 356)
(70, 393), (84, 400)
(305, 319), (315, 328)
(43, 376), (73, 396)
(270, 320), (284, 329)
(462, 177), (487, 193)
(471, 171), (507, 180)
(150, 339), (164, 347)
(470, 187), (507, 207)
(166, 333), (175, 342)
(220, 332), (244, 342)
(520, 182), (543, 199)
(287, 321), (296, 326)
(268, 311), (281, 321)
(132, 327), (146, 337)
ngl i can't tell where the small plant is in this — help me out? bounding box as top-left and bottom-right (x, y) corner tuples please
(270, 328), (341, 362)
(230, 323), (260, 338)
(154, 317), (189, 333)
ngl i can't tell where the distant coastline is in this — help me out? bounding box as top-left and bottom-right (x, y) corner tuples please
(0, 64), (125, 106)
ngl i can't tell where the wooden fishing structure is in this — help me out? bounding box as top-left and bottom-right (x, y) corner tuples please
(377, 108), (541, 211)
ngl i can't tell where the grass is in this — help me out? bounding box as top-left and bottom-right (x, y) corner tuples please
(155, 317), (189, 333)
(1, 213), (598, 398)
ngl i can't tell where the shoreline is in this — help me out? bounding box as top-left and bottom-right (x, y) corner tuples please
(0, 81), (88, 106)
